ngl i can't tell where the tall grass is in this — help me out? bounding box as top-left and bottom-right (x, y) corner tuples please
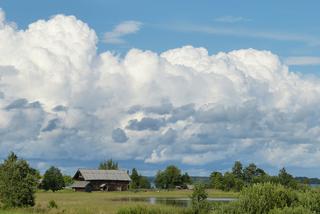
(117, 205), (192, 214)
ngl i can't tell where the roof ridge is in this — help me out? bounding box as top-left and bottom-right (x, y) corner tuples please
(78, 168), (128, 172)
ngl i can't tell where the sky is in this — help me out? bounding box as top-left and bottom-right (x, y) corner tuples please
(0, 0), (320, 177)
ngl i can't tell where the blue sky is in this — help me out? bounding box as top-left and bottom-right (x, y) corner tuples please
(1, 0), (320, 177)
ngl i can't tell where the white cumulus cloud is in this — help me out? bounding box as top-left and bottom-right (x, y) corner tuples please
(1, 10), (320, 174)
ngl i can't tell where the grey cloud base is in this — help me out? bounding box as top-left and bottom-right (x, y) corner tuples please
(0, 9), (320, 173)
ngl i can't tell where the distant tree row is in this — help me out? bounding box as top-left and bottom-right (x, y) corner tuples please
(0, 152), (308, 209)
(210, 161), (298, 191)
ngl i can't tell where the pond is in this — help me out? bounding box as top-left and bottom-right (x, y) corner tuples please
(112, 197), (236, 207)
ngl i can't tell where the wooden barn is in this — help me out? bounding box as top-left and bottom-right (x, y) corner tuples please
(71, 169), (131, 192)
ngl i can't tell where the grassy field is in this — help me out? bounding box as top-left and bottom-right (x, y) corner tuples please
(0, 189), (238, 214)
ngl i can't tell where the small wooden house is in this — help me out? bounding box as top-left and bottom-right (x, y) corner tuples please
(71, 169), (131, 192)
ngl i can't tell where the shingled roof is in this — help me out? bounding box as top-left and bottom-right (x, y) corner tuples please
(71, 181), (91, 188)
(75, 169), (131, 181)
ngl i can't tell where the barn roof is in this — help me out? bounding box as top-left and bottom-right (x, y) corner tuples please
(71, 181), (90, 188)
(75, 169), (131, 181)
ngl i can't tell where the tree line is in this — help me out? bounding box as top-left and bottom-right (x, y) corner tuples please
(0, 152), (312, 209)
(210, 161), (298, 191)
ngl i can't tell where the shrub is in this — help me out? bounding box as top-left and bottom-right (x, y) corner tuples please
(236, 183), (298, 214)
(298, 190), (320, 213)
(190, 183), (211, 214)
(269, 206), (314, 214)
(47, 200), (58, 209)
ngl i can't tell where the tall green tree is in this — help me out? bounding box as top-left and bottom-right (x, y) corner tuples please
(130, 168), (151, 189)
(155, 170), (167, 189)
(210, 171), (224, 190)
(139, 176), (151, 189)
(278, 168), (297, 188)
(181, 172), (192, 184)
(130, 168), (140, 189)
(232, 161), (243, 179)
(42, 166), (65, 192)
(243, 163), (258, 183)
(99, 159), (118, 170)
(0, 152), (38, 207)
(155, 165), (183, 189)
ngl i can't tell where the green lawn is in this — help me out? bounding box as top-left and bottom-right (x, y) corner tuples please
(0, 189), (238, 214)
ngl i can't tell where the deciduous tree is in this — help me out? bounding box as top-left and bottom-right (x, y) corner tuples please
(0, 152), (38, 207)
(42, 166), (65, 192)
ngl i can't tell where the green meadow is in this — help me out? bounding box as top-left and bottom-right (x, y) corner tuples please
(0, 189), (238, 214)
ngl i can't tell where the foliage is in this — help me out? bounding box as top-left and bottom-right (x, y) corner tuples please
(155, 165), (185, 189)
(130, 168), (151, 189)
(63, 175), (74, 186)
(297, 189), (320, 213)
(237, 183), (298, 214)
(130, 168), (140, 189)
(0, 152), (38, 208)
(278, 168), (298, 189)
(222, 172), (244, 192)
(243, 163), (266, 183)
(99, 159), (119, 170)
(41, 166), (65, 192)
(210, 171), (243, 192)
(209, 161), (299, 192)
(139, 176), (151, 189)
(231, 161), (243, 180)
(213, 183), (320, 214)
(269, 206), (314, 214)
(181, 173), (192, 184)
(190, 183), (211, 214)
(213, 183), (299, 214)
(47, 200), (58, 209)
(210, 172), (224, 190)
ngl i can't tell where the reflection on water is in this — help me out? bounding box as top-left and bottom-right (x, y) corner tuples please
(112, 197), (236, 207)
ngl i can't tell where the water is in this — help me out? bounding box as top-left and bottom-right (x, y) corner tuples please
(112, 197), (236, 207)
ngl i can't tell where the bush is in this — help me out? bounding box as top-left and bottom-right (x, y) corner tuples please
(236, 183), (298, 214)
(190, 183), (211, 214)
(47, 200), (58, 209)
(269, 206), (314, 214)
(213, 183), (320, 214)
(298, 190), (320, 213)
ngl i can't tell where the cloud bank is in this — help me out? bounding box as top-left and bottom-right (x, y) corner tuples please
(1, 10), (320, 174)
